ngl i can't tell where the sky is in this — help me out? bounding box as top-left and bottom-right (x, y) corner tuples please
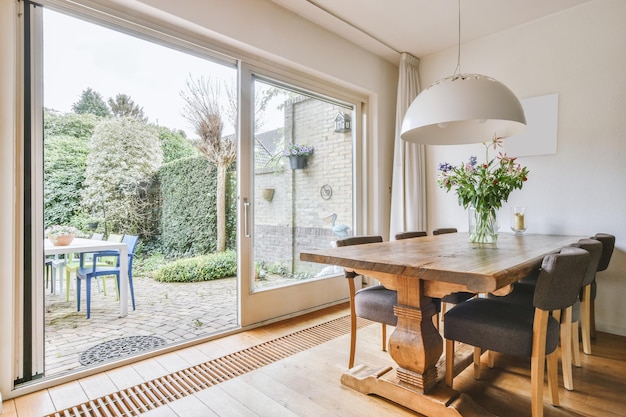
(42, 8), (238, 138)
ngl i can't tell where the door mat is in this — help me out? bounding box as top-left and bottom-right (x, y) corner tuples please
(79, 335), (167, 366)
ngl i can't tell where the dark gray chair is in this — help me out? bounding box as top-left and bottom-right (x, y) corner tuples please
(567, 239), (602, 375)
(444, 247), (590, 417)
(588, 233), (615, 341)
(431, 228), (475, 317)
(487, 239), (601, 390)
(394, 230), (427, 240)
(335, 235), (393, 368)
(432, 227), (459, 235)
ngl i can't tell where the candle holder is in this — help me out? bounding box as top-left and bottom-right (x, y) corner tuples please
(510, 206), (527, 234)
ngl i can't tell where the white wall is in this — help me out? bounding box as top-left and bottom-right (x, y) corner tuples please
(421, 0), (626, 335)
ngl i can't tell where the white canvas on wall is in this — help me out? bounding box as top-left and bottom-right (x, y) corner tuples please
(503, 93), (558, 157)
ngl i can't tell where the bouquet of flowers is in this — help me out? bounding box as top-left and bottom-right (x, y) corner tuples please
(437, 135), (529, 242)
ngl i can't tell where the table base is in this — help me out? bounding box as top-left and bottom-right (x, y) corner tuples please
(341, 343), (497, 417)
(341, 364), (496, 417)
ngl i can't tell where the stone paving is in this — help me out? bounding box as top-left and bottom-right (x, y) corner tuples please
(44, 274), (238, 377)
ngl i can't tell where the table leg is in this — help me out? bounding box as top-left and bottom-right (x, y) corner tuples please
(340, 276), (496, 416)
(119, 246), (128, 317)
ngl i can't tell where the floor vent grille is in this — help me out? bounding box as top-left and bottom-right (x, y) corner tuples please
(45, 315), (370, 417)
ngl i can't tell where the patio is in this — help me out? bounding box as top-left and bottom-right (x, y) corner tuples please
(44, 274), (238, 377)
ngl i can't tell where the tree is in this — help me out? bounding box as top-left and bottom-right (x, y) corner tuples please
(81, 117), (162, 237)
(71, 88), (111, 117)
(157, 127), (197, 163)
(180, 76), (235, 252)
(43, 109), (100, 227)
(108, 93), (148, 122)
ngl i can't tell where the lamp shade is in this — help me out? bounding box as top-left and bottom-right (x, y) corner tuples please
(400, 73), (526, 145)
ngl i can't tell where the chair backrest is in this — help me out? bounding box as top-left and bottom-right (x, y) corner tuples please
(433, 228), (457, 235)
(533, 246), (589, 311)
(569, 239), (602, 287)
(395, 231), (427, 240)
(122, 235), (140, 255)
(107, 233), (124, 242)
(591, 233), (615, 272)
(335, 235), (383, 248)
(91, 233), (104, 240)
(335, 235), (382, 279)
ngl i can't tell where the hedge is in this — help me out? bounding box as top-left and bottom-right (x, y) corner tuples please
(154, 250), (237, 282)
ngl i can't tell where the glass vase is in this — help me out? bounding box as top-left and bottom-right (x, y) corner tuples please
(468, 206), (498, 243)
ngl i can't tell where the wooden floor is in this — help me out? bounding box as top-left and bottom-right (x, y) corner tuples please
(3, 303), (626, 417)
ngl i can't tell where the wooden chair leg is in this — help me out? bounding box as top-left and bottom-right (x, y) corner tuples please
(581, 285), (592, 354)
(560, 307), (574, 390)
(445, 339), (454, 388)
(487, 350), (495, 368)
(590, 298), (596, 339)
(572, 321), (582, 367)
(531, 309), (549, 417)
(547, 351), (560, 406)
(381, 324), (387, 351)
(348, 277), (357, 369)
(473, 347), (481, 379)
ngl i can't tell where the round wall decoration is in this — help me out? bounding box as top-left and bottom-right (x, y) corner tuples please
(320, 184), (333, 200)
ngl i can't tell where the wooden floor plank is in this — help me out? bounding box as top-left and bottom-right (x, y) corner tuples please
(13, 390), (56, 417)
(78, 372), (118, 400)
(241, 370), (344, 417)
(0, 399), (18, 417)
(194, 385), (260, 417)
(164, 394), (220, 417)
(138, 404), (178, 417)
(46, 380), (89, 411)
(106, 363), (146, 391)
(218, 377), (300, 417)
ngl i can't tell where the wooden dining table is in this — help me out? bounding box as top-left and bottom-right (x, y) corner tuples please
(300, 232), (584, 417)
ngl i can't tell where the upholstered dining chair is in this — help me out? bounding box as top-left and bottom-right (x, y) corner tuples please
(588, 233), (615, 342)
(432, 227), (459, 236)
(394, 230), (427, 240)
(76, 235), (139, 318)
(431, 228), (475, 318)
(567, 239), (602, 373)
(486, 239), (601, 391)
(335, 235), (393, 368)
(444, 246), (590, 417)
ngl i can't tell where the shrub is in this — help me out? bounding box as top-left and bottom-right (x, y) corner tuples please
(82, 117), (162, 237)
(159, 156), (216, 256)
(154, 250), (237, 283)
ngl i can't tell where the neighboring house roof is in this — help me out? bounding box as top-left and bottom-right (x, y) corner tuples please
(255, 128), (284, 168)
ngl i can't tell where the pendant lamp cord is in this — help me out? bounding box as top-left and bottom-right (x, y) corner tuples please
(453, 0), (461, 76)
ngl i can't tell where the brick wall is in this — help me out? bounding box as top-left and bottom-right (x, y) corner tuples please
(254, 96), (352, 276)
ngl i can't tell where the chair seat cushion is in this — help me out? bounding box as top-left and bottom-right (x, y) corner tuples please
(444, 298), (560, 357)
(355, 285), (398, 326)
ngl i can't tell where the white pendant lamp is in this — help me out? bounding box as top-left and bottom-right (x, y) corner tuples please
(400, 2), (526, 145)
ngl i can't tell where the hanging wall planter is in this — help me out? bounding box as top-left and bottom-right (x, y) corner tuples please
(283, 144), (314, 170)
(261, 188), (275, 202)
(289, 155), (308, 170)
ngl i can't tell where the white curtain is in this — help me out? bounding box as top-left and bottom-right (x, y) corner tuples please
(389, 53), (427, 240)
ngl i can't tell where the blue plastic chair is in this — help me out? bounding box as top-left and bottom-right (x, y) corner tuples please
(76, 235), (139, 318)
